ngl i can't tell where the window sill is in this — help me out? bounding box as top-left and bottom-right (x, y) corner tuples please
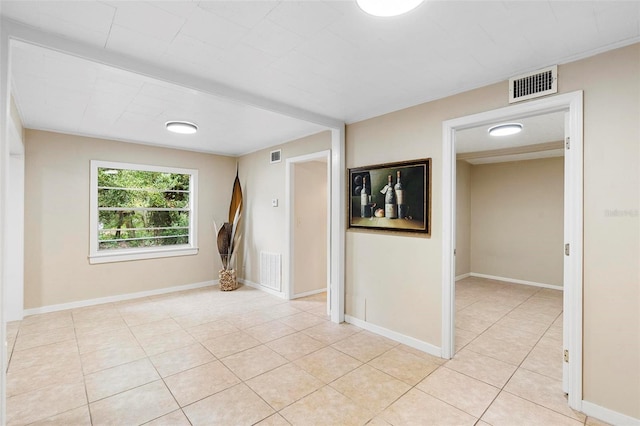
(89, 246), (198, 264)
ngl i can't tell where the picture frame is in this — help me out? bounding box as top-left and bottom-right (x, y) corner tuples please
(348, 158), (431, 235)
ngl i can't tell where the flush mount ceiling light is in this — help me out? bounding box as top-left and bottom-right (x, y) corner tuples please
(165, 121), (198, 135)
(488, 123), (523, 137)
(356, 0), (425, 17)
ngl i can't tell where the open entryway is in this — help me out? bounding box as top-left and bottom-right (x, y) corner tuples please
(453, 109), (566, 395)
(442, 91), (584, 411)
(285, 150), (331, 315)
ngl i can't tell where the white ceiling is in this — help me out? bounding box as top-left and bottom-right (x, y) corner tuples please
(456, 110), (565, 151)
(456, 111), (566, 164)
(9, 41), (327, 155)
(3, 1), (639, 156)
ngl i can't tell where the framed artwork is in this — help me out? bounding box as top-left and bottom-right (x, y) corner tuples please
(348, 158), (431, 235)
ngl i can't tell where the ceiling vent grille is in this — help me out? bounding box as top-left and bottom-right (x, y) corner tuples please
(270, 149), (282, 163)
(509, 65), (558, 103)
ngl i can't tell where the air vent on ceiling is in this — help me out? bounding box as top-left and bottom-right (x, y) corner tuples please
(509, 65), (558, 103)
(270, 149), (281, 163)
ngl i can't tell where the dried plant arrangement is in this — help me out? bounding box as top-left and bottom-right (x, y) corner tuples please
(214, 168), (243, 291)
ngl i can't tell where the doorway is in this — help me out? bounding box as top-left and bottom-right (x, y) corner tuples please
(286, 150), (331, 314)
(454, 118), (567, 403)
(441, 91), (584, 410)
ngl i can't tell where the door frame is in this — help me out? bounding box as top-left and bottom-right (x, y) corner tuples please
(285, 150), (332, 309)
(441, 91), (583, 410)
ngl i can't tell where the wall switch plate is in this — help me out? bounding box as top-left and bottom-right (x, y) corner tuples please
(272, 198), (278, 207)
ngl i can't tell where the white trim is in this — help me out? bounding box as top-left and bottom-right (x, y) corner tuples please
(0, 15), (10, 424)
(330, 127), (346, 323)
(239, 278), (287, 299)
(562, 111), (571, 394)
(455, 273), (471, 281)
(324, 151), (332, 317)
(291, 288), (326, 299)
(23, 280), (216, 316)
(4, 153), (24, 321)
(89, 160), (198, 264)
(441, 91), (584, 410)
(89, 246), (199, 264)
(345, 315), (441, 358)
(285, 150), (331, 303)
(564, 92), (584, 410)
(468, 273), (563, 291)
(441, 121), (456, 360)
(581, 401), (640, 426)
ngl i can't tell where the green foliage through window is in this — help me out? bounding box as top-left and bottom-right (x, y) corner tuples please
(97, 168), (191, 250)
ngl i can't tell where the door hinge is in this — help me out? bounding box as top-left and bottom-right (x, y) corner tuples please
(565, 137), (570, 150)
(564, 243), (570, 256)
(454, 249), (456, 256)
(564, 349), (569, 363)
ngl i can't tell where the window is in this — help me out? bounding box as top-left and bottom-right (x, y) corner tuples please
(89, 160), (198, 264)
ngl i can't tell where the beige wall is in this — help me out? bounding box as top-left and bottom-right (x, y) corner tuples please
(346, 80), (507, 346)
(292, 160), (327, 296)
(24, 130), (237, 309)
(563, 44), (639, 418)
(469, 158), (564, 286)
(455, 160), (471, 277)
(237, 131), (331, 287)
(346, 43), (639, 418)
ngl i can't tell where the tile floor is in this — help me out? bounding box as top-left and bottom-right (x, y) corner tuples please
(5, 278), (609, 425)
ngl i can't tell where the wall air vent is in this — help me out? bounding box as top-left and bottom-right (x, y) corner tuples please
(509, 65), (558, 103)
(260, 251), (281, 291)
(270, 149), (282, 163)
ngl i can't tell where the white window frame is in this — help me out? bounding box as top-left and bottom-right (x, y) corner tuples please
(89, 160), (198, 264)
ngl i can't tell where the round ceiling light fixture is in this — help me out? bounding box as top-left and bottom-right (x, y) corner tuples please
(356, 0), (425, 17)
(488, 123), (523, 137)
(165, 120), (198, 135)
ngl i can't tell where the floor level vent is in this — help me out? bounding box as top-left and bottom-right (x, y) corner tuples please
(509, 65), (557, 103)
(260, 252), (281, 291)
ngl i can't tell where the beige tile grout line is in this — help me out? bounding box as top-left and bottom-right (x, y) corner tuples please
(12, 294), (404, 424)
(5, 329), (16, 375)
(88, 292), (334, 425)
(452, 284), (572, 425)
(8, 289), (493, 425)
(341, 281), (549, 425)
(141, 293), (337, 425)
(71, 310), (95, 426)
(7, 287), (588, 426)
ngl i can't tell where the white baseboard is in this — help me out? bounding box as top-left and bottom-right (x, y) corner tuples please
(292, 288), (326, 299)
(345, 315), (441, 359)
(239, 278), (286, 299)
(469, 273), (563, 291)
(455, 273), (471, 281)
(582, 400), (640, 426)
(23, 280), (217, 316)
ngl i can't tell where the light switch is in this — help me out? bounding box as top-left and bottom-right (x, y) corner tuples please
(272, 198), (278, 207)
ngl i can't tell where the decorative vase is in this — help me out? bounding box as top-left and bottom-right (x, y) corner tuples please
(219, 268), (238, 291)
